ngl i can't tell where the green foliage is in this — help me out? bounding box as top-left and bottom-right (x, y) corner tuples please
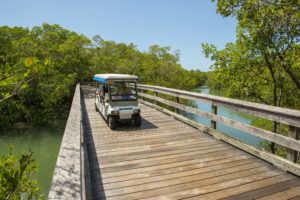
(204, 0), (300, 158)
(89, 36), (206, 90)
(0, 145), (44, 200)
(0, 24), (91, 125)
(204, 0), (300, 109)
(0, 24), (207, 127)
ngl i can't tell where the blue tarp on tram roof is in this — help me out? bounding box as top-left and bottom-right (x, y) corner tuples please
(94, 74), (138, 83)
(93, 76), (106, 83)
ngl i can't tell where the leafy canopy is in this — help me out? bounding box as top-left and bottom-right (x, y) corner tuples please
(203, 0), (299, 109)
(203, 0), (299, 155)
(0, 24), (207, 127)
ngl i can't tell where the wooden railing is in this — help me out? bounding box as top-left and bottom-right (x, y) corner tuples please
(137, 84), (300, 174)
(49, 83), (92, 200)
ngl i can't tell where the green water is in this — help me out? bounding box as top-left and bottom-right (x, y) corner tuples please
(0, 120), (65, 197)
(181, 86), (264, 148)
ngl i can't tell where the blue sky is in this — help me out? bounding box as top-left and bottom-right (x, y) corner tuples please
(0, 0), (237, 71)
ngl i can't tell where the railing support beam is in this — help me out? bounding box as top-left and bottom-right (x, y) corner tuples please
(154, 92), (158, 105)
(287, 126), (299, 163)
(175, 97), (179, 114)
(211, 105), (217, 129)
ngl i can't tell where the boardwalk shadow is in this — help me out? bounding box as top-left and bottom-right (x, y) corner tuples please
(81, 85), (96, 99)
(81, 90), (106, 200)
(112, 117), (158, 132)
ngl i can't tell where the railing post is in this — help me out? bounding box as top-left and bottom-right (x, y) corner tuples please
(154, 92), (157, 105)
(175, 97), (179, 114)
(140, 89), (143, 101)
(286, 126), (299, 163)
(211, 105), (217, 129)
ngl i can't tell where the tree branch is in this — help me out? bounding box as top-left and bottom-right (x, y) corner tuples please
(277, 53), (300, 91)
(271, 35), (300, 91)
(5, 151), (33, 200)
(0, 76), (34, 103)
(0, 69), (22, 82)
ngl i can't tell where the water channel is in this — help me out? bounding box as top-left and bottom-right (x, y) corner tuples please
(0, 120), (65, 197)
(180, 86), (264, 148)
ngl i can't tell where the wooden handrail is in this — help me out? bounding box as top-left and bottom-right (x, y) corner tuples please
(137, 84), (300, 163)
(138, 84), (300, 127)
(49, 84), (82, 199)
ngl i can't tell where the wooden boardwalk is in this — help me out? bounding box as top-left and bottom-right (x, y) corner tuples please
(81, 85), (300, 200)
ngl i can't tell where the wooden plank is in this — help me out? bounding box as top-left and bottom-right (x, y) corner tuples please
(96, 157), (257, 184)
(89, 119), (196, 135)
(102, 159), (262, 190)
(92, 133), (203, 149)
(91, 129), (204, 145)
(96, 136), (222, 155)
(98, 146), (235, 173)
(91, 131), (203, 145)
(94, 140), (218, 160)
(93, 148), (242, 175)
(97, 144), (231, 166)
(95, 139), (214, 154)
(256, 186), (300, 200)
(184, 174), (296, 200)
(99, 152), (249, 179)
(138, 84), (300, 127)
(104, 165), (275, 197)
(287, 195), (300, 200)
(98, 143), (227, 168)
(90, 126), (204, 140)
(91, 134), (210, 150)
(95, 138), (217, 156)
(217, 178), (300, 200)
(140, 100), (300, 176)
(88, 126), (199, 142)
(108, 169), (284, 200)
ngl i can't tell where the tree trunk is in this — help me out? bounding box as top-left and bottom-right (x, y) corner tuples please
(263, 53), (279, 154)
(270, 82), (278, 154)
(270, 121), (278, 154)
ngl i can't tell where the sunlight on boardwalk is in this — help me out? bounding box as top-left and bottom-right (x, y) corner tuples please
(81, 85), (300, 200)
